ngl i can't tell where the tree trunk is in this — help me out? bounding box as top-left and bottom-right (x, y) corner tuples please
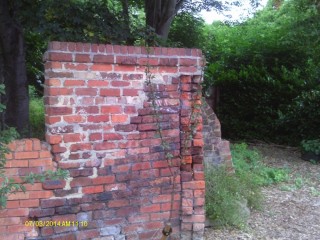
(0, 0), (29, 136)
(145, 0), (181, 41)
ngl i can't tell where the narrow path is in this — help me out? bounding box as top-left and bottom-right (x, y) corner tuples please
(205, 145), (320, 240)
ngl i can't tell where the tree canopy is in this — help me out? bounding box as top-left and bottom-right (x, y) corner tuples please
(203, 0), (320, 144)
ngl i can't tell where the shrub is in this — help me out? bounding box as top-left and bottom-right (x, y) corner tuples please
(205, 143), (289, 228)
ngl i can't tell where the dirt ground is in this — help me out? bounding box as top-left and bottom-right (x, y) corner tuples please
(205, 144), (320, 240)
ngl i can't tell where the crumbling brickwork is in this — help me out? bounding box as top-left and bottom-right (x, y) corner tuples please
(1, 42), (207, 240)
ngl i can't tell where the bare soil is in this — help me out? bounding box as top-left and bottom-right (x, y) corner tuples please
(205, 144), (320, 240)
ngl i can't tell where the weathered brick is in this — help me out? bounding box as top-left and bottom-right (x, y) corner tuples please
(41, 198), (66, 208)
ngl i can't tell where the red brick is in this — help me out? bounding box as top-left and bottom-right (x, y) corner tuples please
(87, 115), (109, 123)
(108, 199), (129, 208)
(45, 135), (62, 144)
(76, 106), (99, 114)
(182, 215), (205, 223)
(94, 142), (117, 150)
(114, 65), (135, 72)
(100, 89), (121, 97)
(153, 160), (168, 168)
(180, 66), (198, 73)
(115, 56), (137, 64)
(6, 208), (29, 217)
(182, 181), (205, 190)
(158, 66), (178, 73)
(124, 106), (136, 114)
(140, 204), (160, 213)
(63, 115), (85, 123)
(101, 105), (122, 114)
(152, 194), (172, 203)
(82, 185), (104, 194)
(123, 73), (143, 80)
(14, 151), (39, 160)
(103, 133), (123, 140)
(128, 147), (149, 155)
(29, 158), (52, 167)
(41, 198), (66, 208)
(87, 80), (109, 87)
(48, 52), (72, 62)
(45, 116), (61, 124)
(6, 200), (19, 208)
(111, 115), (128, 123)
(64, 63), (88, 71)
(63, 133), (82, 143)
(47, 107), (72, 116)
(47, 88), (73, 96)
(8, 192), (30, 200)
(138, 123), (157, 131)
(89, 133), (102, 141)
(194, 172), (205, 180)
(111, 81), (130, 87)
(29, 191), (54, 199)
(132, 162), (151, 171)
(116, 206), (137, 217)
(45, 62), (62, 69)
(123, 89), (139, 96)
(75, 54), (91, 62)
(128, 214), (150, 223)
(180, 58), (197, 66)
(75, 88), (98, 96)
(92, 176), (115, 185)
(144, 221), (163, 230)
(70, 177), (93, 187)
(5, 160), (28, 168)
(161, 201), (180, 211)
(118, 140), (140, 148)
(0, 217), (20, 225)
(76, 229), (100, 239)
(91, 64), (112, 71)
(64, 80), (85, 86)
(138, 57), (159, 66)
(92, 55), (114, 63)
(159, 58), (178, 66)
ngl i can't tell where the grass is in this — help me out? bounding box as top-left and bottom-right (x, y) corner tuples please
(29, 86), (45, 140)
(205, 143), (289, 229)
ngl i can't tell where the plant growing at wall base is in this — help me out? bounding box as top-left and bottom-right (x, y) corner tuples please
(205, 143), (290, 229)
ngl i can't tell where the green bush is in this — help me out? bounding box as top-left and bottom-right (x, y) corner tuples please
(29, 86), (45, 140)
(205, 143), (289, 228)
(203, 0), (320, 145)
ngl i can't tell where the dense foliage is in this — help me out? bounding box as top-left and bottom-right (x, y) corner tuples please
(204, 0), (320, 145)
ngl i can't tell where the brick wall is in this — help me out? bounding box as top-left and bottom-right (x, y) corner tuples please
(0, 139), (58, 240)
(202, 99), (233, 171)
(0, 42), (207, 240)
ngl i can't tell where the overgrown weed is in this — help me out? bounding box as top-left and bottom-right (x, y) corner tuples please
(205, 143), (289, 229)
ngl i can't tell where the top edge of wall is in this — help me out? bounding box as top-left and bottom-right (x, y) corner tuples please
(47, 41), (203, 57)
